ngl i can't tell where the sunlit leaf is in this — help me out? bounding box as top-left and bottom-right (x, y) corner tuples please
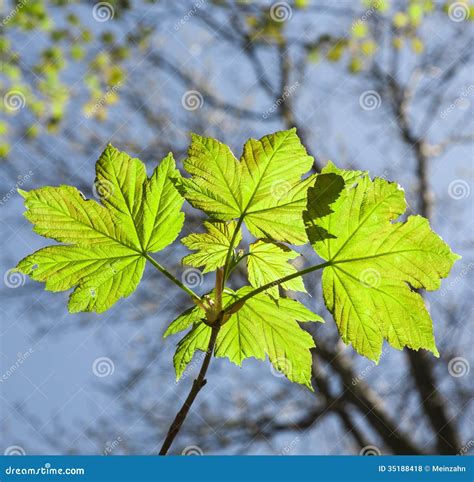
(17, 145), (184, 312)
(182, 221), (241, 273)
(171, 288), (323, 388)
(247, 240), (305, 298)
(179, 129), (314, 244)
(304, 165), (460, 361)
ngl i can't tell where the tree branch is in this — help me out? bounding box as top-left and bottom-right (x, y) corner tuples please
(277, 40), (321, 171)
(376, 46), (463, 452)
(146, 52), (272, 121)
(159, 324), (220, 455)
(316, 342), (425, 454)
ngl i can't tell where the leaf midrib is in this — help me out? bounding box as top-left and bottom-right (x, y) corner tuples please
(107, 156), (144, 249)
(34, 193), (143, 254)
(197, 138), (242, 211)
(331, 267), (380, 360)
(240, 130), (291, 217)
(330, 248), (443, 266)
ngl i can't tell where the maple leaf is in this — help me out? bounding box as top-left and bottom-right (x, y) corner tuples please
(178, 128), (314, 244)
(304, 164), (460, 361)
(16, 145), (184, 313)
(167, 288), (323, 389)
(247, 240), (306, 298)
(181, 221), (241, 273)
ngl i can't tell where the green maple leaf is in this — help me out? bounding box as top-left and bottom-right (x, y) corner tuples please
(139, 152), (185, 252)
(95, 144), (148, 247)
(181, 221), (241, 273)
(16, 145), (184, 313)
(163, 305), (206, 338)
(247, 240), (306, 298)
(178, 135), (242, 219)
(173, 321), (212, 379)
(178, 128), (314, 244)
(304, 164), (460, 361)
(321, 160), (366, 187)
(166, 288), (323, 389)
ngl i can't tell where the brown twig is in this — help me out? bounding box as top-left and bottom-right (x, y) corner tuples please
(159, 324), (220, 455)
